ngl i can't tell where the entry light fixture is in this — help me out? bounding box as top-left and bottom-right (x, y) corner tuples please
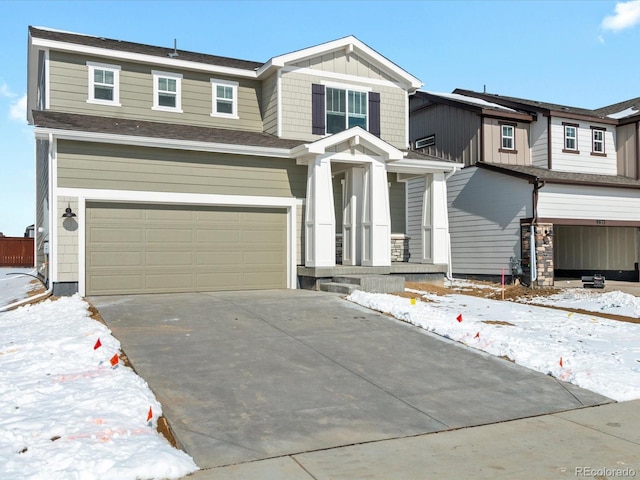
(62, 203), (77, 218)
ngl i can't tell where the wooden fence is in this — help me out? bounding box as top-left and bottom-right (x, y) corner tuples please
(0, 237), (34, 267)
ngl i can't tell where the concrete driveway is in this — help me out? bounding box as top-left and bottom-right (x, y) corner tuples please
(90, 290), (611, 469)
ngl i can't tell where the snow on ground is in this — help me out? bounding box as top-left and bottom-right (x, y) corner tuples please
(0, 268), (38, 308)
(0, 294), (198, 479)
(348, 281), (640, 402)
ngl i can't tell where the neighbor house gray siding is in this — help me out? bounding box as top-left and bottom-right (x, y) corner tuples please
(448, 167), (532, 276)
(410, 103), (481, 166)
(56, 140), (307, 198)
(48, 51), (264, 131)
(616, 122), (637, 179)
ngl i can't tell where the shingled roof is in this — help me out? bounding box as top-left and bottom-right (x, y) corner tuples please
(477, 162), (640, 189)
(29, 26), (264, 71)
(32, 111), (303, 150)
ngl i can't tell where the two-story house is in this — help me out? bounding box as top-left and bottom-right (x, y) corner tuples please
(410, 89), (640, 286)
(27, 27), (459, 296)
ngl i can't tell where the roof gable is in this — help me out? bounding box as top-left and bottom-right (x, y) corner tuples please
(257, 36), (422, 92)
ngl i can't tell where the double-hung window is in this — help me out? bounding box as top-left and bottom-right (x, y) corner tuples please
(563, 123), (579, 152)
(152, 71), (182, 112)
(87, 62), (120, 106)
(592, 127), (605, 155)
(326, 87), (368, 134)
(211, 79), (238, 118)
(500, 124), (515, 151)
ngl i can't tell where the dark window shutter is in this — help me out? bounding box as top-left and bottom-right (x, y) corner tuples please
(312, 84), (325, 135)
(369, 92), (381, 137)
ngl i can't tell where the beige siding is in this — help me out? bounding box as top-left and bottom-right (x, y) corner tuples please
(48, 51), (264, 131)
(296, 203), (305, 265)
(56, 141), (307, 198)
(292, 50), (397, 83)
(482, 118), (530, 166)
(410, 103), (481, 166)
(278, 70), (407, 148)
(261, 71), (278, 136)
(86, 202), (287, 294)
(57, 196), (79, 283)
(616, 123), (637, 179)
(555, 225), (637, 271)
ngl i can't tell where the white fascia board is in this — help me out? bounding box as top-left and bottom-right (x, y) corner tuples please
(386, 158), (461, 174)
(35, 127), (292, 158)
(257, 36), (422, 91)
(292, 127), (404, 160)
(30, 37), (258, 79)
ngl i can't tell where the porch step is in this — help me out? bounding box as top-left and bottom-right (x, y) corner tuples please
(319, 282), (359, 295)
(332, 275), (405, 294)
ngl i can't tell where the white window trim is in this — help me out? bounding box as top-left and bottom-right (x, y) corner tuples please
(501, 125), (515, 150)
(564, 125), (577, 151)
(86, 61), (121, 106)
(322, 81), (370, 134)
(592, 128), (605, 154)
(152, 70), (183, 113)
(210, 78), (239, 119)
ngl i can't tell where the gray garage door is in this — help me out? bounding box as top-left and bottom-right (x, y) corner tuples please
(86, 202), (287, 295)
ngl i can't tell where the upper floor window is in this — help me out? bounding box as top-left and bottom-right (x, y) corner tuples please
(326, 87), (367, 134)
(415, 134), (435, 149)
(87, 62), (121, 106)
(152, 71), (182, 112)
(563, 123), (579, 153)
(592, 127), (606, 156)
(211, 79), (238, 118)
(500, 124), (515, 150)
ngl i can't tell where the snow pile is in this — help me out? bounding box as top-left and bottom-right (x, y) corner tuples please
(0, 269), (37, 308)
(0, 295), (198, 480)
(348, 288), (640, 402)
(522, 289), (640, 318)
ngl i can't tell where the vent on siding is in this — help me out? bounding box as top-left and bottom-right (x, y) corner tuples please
(415, 134), (435, 149)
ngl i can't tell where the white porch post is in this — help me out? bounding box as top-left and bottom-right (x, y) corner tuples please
(420, 174), (433, 263)
(304, 156), (335, 267)
(342, 167), (364, 266)
(361, 159), (391, 266)
(431, 172), (449, 264)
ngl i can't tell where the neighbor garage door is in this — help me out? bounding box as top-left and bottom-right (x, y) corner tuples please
(86, 202), (287, 295)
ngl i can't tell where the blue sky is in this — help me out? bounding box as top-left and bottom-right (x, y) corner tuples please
(1, 0), (640, 236)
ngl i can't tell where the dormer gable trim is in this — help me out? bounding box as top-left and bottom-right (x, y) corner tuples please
(257, 36), (422, 92)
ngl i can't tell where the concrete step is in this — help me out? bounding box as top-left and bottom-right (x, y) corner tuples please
(319, 282), (359, 295)
(332, 275), (405, 294)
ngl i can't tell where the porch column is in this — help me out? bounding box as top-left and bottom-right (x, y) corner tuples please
(361, 159), (391, 266)
(305, 156), (335, 267)
(431, 172), (449, 264)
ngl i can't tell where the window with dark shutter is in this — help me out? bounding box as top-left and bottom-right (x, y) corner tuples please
(312, 84), (326, 135)
(368, 92), (380, 137)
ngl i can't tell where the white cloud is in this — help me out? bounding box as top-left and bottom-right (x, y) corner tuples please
(602, 0), (640, 32)
(0, 82), (16, 98)
(9, 94), (27, 122)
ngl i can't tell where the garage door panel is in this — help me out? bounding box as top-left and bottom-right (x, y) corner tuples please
(86, 203), (287, 295)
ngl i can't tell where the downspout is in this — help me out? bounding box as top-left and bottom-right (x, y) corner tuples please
(530, 178), (544, 285)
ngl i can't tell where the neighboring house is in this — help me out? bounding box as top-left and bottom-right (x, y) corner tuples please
(409, 89), (640, 286)
(27, 26), (459, 296)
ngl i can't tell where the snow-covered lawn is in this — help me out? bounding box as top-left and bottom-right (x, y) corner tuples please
(348, 280), (640, 402)
(0, 280), (198, 479)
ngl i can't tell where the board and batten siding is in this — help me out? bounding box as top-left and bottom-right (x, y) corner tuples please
(406, 176), (427, 263)
(549, 117), (617, 175)
(616, 123), (637, 179)
(48, 51), (264, 131)
(448, 167), (532, 276)
(410, 103), (481, 166)
(530, 117), (549, 168)
(56, 140), (307, 198)
(554, 225), (638, 271)
(537, 183), (640, 221)
(482, 118), (529, 166)
(278, 70), (407, 149)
